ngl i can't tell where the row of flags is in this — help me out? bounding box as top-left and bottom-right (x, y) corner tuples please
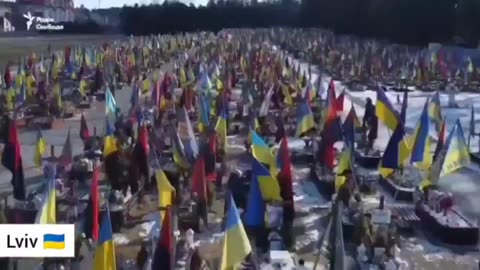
(373, 86), (472, 188)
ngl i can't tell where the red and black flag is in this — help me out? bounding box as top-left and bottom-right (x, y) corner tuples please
(2, 118), (26, 200)
(191, 147), (209, 224)
(130, 124), (150, 191)
(83, 166), (99, 240)
(4, 64), (11, 89)
(205, 131), (216, 182)
(80, 113), (90, 142)
(179, 87), (193, 112)
(151, 207), (173, 270)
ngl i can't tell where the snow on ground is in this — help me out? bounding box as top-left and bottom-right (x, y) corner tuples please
(288, 55), (480, 269)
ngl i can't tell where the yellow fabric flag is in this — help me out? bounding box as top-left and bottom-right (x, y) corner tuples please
(335, 148), (351, 192)
(142, 79), (151, 94)
(156, 170), (175, 221)
(6, 88), (15, 110)
(179, 68), (187, 85)
(80, 79), (87, 96)
(34, 137), (47, 168)
(103, 136), (118, 158)
(36, 181), (56, 224)
(216, 78), (224, 91)
(282, 84), (293, 106)
(15, 74), (24, 89)
(26, 74), (35, 93)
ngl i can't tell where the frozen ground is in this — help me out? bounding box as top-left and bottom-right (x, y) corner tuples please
(289, 54), (480, 269)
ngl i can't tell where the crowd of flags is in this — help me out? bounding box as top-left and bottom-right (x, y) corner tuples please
(2, 32), (480, 270)
(374, 86), (473, 189)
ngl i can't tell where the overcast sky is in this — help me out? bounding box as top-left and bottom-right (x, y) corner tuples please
(76, 0), (209, 9)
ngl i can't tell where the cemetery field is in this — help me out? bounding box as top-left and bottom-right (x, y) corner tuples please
(0, 35), (123, 67)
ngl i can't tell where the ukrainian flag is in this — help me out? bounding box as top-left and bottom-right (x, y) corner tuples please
(35, 170), (56, 224)
(375, 86), (400, 130)
(252, 159), (282, 201)
(179, 67), (187, 86)
(410, 101), (432, 169)
(215, 106), (228, 148)
(156, 170), (175, 222)
(142, 78), (151, 94)
(170, 129), (191, 169)
(379, 124), (410, 175)
(34, 129), (47, 168)
(282, 84), (293, 107)
(295, 97), (315, 137)
(250, 131), (276, 170)
(94, 208), (117, 270)
(428, 92), (443, 131)
(244, 176), (265, 227)
(440, 119), (470, 176)
(43, 234), (64, 249)
(198, 93), (210, 133)
(79, 79), (88, 96)
(335, 147), (351, 192)
(221, 195), (252, 270)
(103, 121), (118, 158)
(199, 72), (212, 90)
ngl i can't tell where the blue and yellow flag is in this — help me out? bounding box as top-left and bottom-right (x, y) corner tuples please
(43, 234), (64, 249)
(428, 92), (443, 132)
(199, 71), (212, 90)
(335, 147), (351, 191)
(250, 131), (276, 170)
(221, 195), (252, 270)
(244, 176), (265, 227)
(215, 106), (228, 148)
(34, 129), (47, 168)
(94, 207), (117, 270)
(170, 128), (191, 169)
(197, 93), (210, 133)
(410, 100), (432, 169)
(295, 97), (315, 137)
(103, 120), (118, 158)
(35, 168), (56, 224)
(440, 120), (470, 177)
(375, 86), (400, 130)
(251, 159), (282, 202)
(380, 124), (410, 170)
(156, 170), (175, 222)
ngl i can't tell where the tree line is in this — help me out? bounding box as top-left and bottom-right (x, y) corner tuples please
(117, 0), (480, 47)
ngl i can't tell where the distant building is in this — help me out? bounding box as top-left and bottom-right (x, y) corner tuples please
(0, 17), (14, 31)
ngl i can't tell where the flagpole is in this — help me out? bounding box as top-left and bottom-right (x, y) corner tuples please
(468, 132), (472, 151)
